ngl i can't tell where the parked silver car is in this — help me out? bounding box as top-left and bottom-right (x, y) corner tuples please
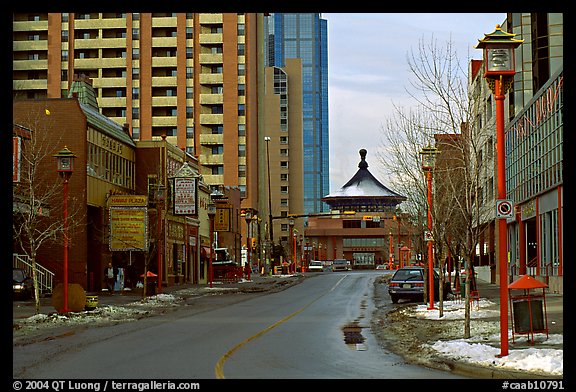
(332, 259), (351, 271)
(388, 266), (451, 304)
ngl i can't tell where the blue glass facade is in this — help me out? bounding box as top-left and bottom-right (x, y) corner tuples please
(265, 13), (329, 214)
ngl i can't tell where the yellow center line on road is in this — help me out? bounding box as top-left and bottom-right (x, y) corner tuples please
(214, 275), (347, 379)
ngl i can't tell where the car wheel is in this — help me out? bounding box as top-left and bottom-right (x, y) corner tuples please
(390, 295), (399, 304)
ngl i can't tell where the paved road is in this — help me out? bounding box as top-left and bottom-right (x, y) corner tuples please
(13, 271), (462, 379)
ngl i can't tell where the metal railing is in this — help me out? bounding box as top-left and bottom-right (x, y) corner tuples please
(13, 253), (54, 294)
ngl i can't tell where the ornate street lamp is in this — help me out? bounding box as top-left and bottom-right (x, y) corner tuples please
(264, 136), (274, 272)
(207, 201), (216, 288)
(476, 24), (523, 358)
(53, 146), (76, 313)
(288, 217), (295, 273)
(420, 144), (439, 310)
(244, 209), (252, 277)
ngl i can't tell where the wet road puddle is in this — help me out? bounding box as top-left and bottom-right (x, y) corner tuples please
(342, 321), (367, 351)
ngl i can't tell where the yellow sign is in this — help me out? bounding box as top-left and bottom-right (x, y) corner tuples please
(214, 207), (230, 232)
(109, 207), (148, 251)
(109, 195), (148, 207)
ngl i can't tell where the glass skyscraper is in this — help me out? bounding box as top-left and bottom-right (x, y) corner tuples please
(265, 13), (329, 214)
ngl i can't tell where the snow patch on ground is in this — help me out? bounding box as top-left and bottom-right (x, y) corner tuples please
(402, 299), (563, 376)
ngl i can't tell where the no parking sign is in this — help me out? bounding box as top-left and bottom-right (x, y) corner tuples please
(496, 199), (514, 218)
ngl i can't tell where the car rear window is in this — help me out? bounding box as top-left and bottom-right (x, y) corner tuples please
(393, 269), (423, 281)
(13, 269), (25, 280)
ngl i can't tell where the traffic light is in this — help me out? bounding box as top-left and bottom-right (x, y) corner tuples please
(251, 238), (257, 249)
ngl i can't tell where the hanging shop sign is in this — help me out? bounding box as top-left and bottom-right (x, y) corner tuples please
(173, 177), (197, 215)
(109, 195), (148, 251)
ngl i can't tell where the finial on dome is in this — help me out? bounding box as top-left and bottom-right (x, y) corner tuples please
(358, 149), (368, 169)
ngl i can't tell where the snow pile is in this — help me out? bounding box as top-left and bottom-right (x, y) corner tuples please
(128, 293), (183, 307)
(403, 299), (563, 376)
(429, 341), (563, 375)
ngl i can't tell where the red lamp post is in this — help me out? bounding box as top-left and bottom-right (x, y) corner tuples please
(288, 217), (295, 273)
(207, 201), (216, 288)
(388, 230), (394, 270)
(53, 146), (76, 313)
(420, 144), (439, 310)
(476, 24), (523, 358)
(244, 209), (252, 276)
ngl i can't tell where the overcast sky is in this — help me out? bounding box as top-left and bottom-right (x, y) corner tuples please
(324, 13), (507, 192)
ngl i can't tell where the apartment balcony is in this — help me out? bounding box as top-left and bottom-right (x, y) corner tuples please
(151, 96), (177, 106)
(198, 73), (223, 85)
(99, 96), (126, 108)
(13, 59), (48, 71)
(164, 135), (178, 146)
(151, 57), (177, 67)
(202, 174), (224, 186)
(199, 14), (222, 24)
(198, 33), (223, 44)
(152, 116), (178, 127)
(75, 38), (126, 49)
(199, 53), (223, 65)
(199, 133), (224, 145)
(12, 20), (48, 32)
(98, 77), (128, 88)
(13, 40), (47, 51)
(199, 113), (223, 125)
(13, 79), (47, 90)
(75, 18), (126, 29)
(151, 16), (178, 28)
(76, 57), (126, 68)
(199, 93), (223, 105)
(199, 154), (224, 165)
(151, 36), (177, 48)
(151, 76), (177, 87)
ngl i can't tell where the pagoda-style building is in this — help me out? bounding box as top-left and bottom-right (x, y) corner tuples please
(322, 148), (406, 212)
(304, 149), (416, 269)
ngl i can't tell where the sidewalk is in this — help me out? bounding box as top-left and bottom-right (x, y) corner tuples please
(12, 274), (294, 322)
(472, 278), (563, 336)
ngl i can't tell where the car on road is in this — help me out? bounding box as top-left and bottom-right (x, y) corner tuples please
(387, 266), (451, 304)
(332, 259), (351, 272)
(375, 264), (388, 270)
(13, 268), (34, 300)
(307, 260), (324, 272)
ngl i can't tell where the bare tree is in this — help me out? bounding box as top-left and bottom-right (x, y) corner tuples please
(13, 109), (84, 313)
(378, 35), (490, 337)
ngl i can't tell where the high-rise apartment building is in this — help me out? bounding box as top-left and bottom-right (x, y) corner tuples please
(264, 13), (329, 214)
(12, 13), (260, 207)
(262, 58), (305, 246)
